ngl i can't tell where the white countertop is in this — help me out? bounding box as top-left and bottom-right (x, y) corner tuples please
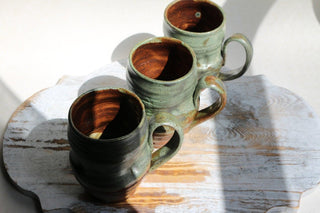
(0, 0), (319, 212)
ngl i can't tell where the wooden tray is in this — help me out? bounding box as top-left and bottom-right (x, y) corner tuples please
(3, 63), (320, 212)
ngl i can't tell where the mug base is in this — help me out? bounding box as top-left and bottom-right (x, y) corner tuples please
(69, 155), (145, 203)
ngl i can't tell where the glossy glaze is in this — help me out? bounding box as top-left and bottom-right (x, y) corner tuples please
(127, 37), (226, 148)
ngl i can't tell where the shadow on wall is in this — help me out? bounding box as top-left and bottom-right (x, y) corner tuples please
(312, 0), (320, 23)
(0, 78), (21, 133)
(78, 75), (127, 96)
(111, 33), (155, 67)
(222, 0), (276, 75)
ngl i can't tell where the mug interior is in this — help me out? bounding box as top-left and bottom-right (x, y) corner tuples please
(71, 89), (143, 139)
(166, 0), (224, 33)
(132, 38), (193, 81)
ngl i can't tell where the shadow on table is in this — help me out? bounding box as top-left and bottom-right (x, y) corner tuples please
(211, 76), (290, 212)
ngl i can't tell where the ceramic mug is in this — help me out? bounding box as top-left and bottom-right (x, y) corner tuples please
(67, 88), (183, 202)
(127, 37), (226, 148)
(163, 0), (253, 81)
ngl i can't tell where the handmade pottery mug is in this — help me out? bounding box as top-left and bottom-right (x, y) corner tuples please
(67, 88), (183, 202)
(163, 0), (253, 81)
(127, 37), (226, 148)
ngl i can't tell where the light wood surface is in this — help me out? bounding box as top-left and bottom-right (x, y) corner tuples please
(2, 63), (320, 212)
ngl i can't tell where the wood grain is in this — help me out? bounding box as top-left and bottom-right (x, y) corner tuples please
(2, 62), (320, 212)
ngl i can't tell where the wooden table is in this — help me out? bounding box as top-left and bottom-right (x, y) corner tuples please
(3, 63), (320, 212)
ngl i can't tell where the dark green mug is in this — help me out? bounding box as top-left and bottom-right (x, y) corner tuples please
(67, 88), (183, 202)
(163, 0), (253, 81)
(127, 37), (226, 148)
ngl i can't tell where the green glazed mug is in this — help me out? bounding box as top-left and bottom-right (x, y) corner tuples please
(68, 88), (183, 202)
(127, 37), (226, 148)
(163, 0), (253, 81)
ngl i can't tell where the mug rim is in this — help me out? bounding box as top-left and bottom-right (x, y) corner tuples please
(68, 87), (146, 143)
(164, 0), (226, 36)
(128, 36), (197, 84)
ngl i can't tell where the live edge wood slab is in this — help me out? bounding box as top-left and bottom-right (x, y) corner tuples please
(2, 62), (320, 212)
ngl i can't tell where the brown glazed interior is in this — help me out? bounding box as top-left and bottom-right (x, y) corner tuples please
(166, 0), (224, 32)
(132, 39), (193, 81)
(71, 89), (143, 139)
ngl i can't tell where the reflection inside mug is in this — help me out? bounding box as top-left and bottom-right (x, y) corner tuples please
(71, 89), (143, 139)
(132, 39), (193, 81)
(166, 0), (224, 32)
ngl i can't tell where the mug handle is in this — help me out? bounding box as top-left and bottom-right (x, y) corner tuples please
(148, 112), (184, 172)
(218, 33), (253, 81)
(190, 75), (227, 130)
